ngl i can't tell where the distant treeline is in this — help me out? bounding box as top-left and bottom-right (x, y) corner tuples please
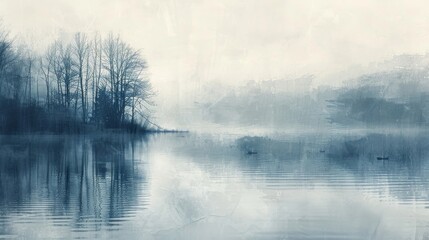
(198, 68), (429, 128)
(326, 71), (429, 126)
(0, 24), (154, 133)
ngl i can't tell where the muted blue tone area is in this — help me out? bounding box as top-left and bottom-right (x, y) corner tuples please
(0, 132), (429, 239)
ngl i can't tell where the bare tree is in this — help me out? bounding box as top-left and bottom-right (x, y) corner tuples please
(0, 24), (15, 96)
(50, 41), (76, 109)
(91, 33), (103, 122)
(101, 34), (150, 127)
(73, 32), (92, 122)
(23, 48), (35, 102)
(40, 44), (56, 108)
(128, 76), (154, 126)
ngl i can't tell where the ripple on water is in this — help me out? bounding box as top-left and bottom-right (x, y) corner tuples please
(0, 133), (429, 239)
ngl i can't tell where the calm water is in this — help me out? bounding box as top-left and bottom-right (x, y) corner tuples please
(1, 132), (429, 239)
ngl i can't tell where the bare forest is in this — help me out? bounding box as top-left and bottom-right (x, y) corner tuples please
(0, 25), (154, 133)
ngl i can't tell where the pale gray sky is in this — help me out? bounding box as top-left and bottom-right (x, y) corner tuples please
(1, 0), (429, 126)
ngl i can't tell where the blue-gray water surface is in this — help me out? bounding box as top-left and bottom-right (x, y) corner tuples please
(1, 132), (429, 239)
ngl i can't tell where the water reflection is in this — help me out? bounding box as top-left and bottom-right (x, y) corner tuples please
(0, 135), (150, 239)
(233, 133), (429, 204)
(163, 133), (429, 239)
(0, 132), (429, 239)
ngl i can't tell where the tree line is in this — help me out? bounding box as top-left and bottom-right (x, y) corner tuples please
(0, 24), (154, 133)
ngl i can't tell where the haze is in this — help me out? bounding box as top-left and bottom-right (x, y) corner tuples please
(1, 0), (429, 128)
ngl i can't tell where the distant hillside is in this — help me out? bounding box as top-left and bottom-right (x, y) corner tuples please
(193, 76), (331, 128)
(328, 69), (429, 126)
(188, 55), (429, 129)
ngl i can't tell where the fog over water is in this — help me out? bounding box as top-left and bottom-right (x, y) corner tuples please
(2, 1), (429, 239)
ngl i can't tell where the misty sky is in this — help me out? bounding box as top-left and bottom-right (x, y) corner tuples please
(1, 0), (429, 126)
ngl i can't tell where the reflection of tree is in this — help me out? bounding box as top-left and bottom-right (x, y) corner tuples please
(0, 135), (149, 232)
(216, 134), (429, 205)
(326, 134), (428, 164)
(325, 134), (429, 203)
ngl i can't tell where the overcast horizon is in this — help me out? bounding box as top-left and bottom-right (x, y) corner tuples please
(2, 0), (429, 128)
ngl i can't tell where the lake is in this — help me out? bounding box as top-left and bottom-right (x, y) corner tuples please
(1, 131), (429, 239)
